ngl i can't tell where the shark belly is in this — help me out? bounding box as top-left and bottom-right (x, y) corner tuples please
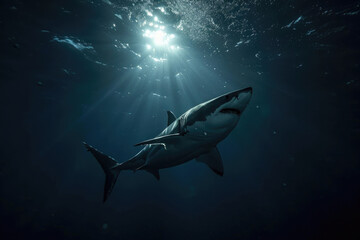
(145, 137), (212, 169)
(144, 117), (236, 169)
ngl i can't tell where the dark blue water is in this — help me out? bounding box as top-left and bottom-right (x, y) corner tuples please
(1, 0), (359, 239)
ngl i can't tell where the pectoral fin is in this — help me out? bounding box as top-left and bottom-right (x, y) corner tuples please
(167, 111), (176, 126)
(196, 147), (224, 176)
(134, 133), (181, 148)
(146, 169), (160, 180)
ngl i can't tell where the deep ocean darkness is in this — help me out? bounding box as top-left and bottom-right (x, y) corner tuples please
(1, 0), (359, 239)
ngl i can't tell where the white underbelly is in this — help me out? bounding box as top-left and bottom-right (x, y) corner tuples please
(145, 137), (211, 169)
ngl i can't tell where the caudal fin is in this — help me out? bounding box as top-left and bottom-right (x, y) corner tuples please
(83, 142), (121, 202)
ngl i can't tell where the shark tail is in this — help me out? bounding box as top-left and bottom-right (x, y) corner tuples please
(83, 142), (121, 203)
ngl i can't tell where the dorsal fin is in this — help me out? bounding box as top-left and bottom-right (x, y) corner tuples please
(196, 147), (224, 176)
(167, 111), (176, 126)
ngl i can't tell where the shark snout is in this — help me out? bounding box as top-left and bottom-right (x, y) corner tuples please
(238, 87), (252, 104)
(239, 87), (252, 94)
(216, 87), (252, 117)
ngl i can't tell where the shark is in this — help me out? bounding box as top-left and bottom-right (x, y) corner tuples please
(83, 87), (252, 202)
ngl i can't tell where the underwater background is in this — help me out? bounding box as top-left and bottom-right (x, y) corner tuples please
(1, 0), (359, 239)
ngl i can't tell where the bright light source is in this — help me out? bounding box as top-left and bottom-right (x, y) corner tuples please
(154, 16), (159, 22)
(146, 10), (153, 17)
(142, 25), (178, 51)
(153, 30), (167, 45)
(143, 29), (151, 37)
(143, 29), (172, 47)
(170, 45), (180, 51)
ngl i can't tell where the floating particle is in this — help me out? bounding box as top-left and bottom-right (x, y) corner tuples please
(115, 14), (122, 20)
(346, 80), (354, 85)
(102, 223), (108, 230)
(306, 29), (316, 35)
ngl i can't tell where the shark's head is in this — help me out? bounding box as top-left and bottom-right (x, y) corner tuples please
(213, 87), (252, 117)
(184, 87), (252, 142)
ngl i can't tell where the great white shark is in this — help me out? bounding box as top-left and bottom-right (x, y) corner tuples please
(84, 87), (252, 202)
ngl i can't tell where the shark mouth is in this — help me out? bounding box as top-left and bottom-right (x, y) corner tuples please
(220, 108), (241, 115)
